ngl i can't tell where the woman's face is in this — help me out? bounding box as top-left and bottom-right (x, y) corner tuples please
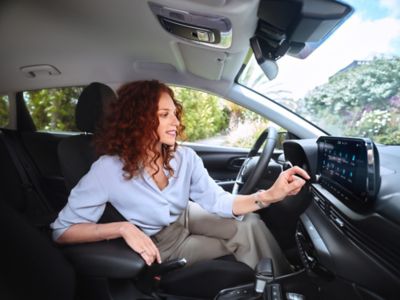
(157, 92), (180, 147)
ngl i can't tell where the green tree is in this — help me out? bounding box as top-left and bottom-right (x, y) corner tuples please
(301, 57), (400, 144)
(0, 95), (9, 127)
(24, 87), (83, 131)
(172, 87), (229, 141)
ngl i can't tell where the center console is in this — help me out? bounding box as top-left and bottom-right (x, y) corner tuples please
(291, 137), (400, 299)
(215, 258), (312, 300)
(219, 136), (395, 299)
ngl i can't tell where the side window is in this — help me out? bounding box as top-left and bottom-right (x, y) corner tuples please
(172, 86), (285, 148)
(0, 95), (10, 127)
(23, 86), (84, 132)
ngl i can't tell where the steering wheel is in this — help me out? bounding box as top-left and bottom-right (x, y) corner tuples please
(232, 126), (278, 195)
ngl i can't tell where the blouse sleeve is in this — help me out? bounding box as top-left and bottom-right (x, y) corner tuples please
(50, 158), (109, 241)
(188, 149), (242, 219)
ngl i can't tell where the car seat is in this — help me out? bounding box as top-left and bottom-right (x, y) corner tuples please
(0, 130), (76, 300)
(57, 82), (254, 299)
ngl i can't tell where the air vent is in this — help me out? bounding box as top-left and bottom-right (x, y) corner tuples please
(314, 194), (326, 212)
(312, 187), (327, 213)
(313, 190), (400, 278)
(328, 205), (400, 277)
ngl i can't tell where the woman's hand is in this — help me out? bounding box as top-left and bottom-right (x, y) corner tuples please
(119, 222), (162, 266)
(232, 166), (310, 215)
(261, 166), (310, 204)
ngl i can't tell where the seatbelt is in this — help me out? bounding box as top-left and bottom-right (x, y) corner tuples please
(0, 130), (55, 229)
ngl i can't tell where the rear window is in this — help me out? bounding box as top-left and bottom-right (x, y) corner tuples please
(23, 87), (84, 132)
(0, 95), (10, 127)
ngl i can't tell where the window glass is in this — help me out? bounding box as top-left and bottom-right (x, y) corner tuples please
(171, 86), (285, 148)
(238, 0), (400, 145)
(0, 95), (10, 127)
(23, 87), (84, 132)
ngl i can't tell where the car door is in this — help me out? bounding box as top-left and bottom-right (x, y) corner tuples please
(186, 143), (249, 191)
(173, 86), (285, 192)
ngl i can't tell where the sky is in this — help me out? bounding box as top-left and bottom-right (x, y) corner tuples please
(260, 0), (400, 99)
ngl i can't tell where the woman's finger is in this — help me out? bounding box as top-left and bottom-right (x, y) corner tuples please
(288, 186), (302, 195)
(151, 242), (162, 263)
(141, 237), (161, 264)
(289, 176), (305, 189)
(285, 166), (310, 181)
(141, 252), (153, 266)
(147, 239), (162, 263)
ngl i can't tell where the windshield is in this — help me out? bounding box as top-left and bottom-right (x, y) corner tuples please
(238, 0), (400, 145)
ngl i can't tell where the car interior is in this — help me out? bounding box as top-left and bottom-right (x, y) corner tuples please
(1, 0), (399, 300)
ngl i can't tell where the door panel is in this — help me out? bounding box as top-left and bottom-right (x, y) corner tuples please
(184, 143), (249, 182)
(185, 142), (283, 184)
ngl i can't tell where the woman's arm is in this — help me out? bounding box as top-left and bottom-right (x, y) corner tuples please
(56, 221), (127, 243)
(232, 166), (310, 216)
(56, 221), (161, 266)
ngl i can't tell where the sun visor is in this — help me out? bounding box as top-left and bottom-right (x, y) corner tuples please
(178, 43), (227, 80)
(253, 0), (353, 60)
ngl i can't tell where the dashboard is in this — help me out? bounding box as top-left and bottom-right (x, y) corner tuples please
(283, 137), (400, 299)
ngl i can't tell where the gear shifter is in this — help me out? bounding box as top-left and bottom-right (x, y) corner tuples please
(215, 258), (278, 300)
(255, 258), (287, 300)
(255, 257), (274, 293)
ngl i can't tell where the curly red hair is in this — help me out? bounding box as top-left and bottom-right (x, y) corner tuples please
(94, 80), (184, 179)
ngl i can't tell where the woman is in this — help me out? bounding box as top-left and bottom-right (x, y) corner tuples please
(51, 80), (309, 274)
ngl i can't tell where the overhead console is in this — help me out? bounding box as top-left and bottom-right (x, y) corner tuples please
(316, 136), (380, 207)
(149, 2), (232, 49)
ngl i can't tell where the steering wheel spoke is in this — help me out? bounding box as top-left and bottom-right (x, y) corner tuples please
(232, 126), (278, 195)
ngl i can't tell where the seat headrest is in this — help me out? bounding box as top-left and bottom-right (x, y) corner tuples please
(76, 82), (117, 133)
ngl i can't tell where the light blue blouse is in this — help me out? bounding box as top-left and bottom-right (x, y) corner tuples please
(51, 146), (237, 241)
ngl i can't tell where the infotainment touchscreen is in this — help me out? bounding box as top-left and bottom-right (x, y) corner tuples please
(316, 136), (380, 204)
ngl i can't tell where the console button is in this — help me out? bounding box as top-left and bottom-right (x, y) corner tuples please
(286, 292), (305, 300)
(268, 284), (282, 300)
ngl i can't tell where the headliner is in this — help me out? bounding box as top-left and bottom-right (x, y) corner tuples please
(0, 0), (259, 94)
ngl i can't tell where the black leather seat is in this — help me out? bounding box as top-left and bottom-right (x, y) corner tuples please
(0, 130), (76, 300)
(58, 82), (114, 192)
(57, 82), (254, 299)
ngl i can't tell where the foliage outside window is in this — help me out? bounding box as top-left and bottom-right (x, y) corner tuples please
(300, 57), (400, 144)
(0, 95), (9, 127)
(238, 0), (400, 146)
(21, 85), (277, 148)
(172, 87), (274, 148)
(23, 87), (84, 132)
(240, 55), (400, 145)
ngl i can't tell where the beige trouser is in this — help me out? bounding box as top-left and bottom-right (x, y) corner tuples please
(152, 202), (291, 275)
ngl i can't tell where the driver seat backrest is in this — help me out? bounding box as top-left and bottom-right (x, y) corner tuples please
(58, 82), (122, 222)
(58, 82), (114, 191)
(57, 82), (254, 299)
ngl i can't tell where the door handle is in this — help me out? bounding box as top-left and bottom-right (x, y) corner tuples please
(230, 157), (246, 168)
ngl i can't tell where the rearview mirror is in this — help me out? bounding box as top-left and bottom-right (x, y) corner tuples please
(250, 36), (288, 80)
(250, 0), (353, 80)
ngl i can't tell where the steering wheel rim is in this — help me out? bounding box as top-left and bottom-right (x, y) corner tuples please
(232, 126), (278, 195)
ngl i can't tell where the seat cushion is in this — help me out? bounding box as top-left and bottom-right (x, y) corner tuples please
(0, 200), (76, 300)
